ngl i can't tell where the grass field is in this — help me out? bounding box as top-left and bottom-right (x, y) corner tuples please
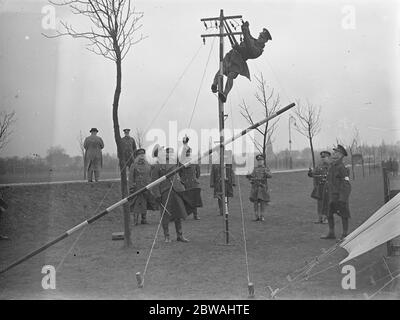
(0, 169), (399, 300)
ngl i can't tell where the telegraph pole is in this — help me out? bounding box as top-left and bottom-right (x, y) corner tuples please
(201, 10), (242, 244)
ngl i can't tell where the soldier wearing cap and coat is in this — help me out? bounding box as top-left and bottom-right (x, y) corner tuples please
(211, 21), (272, 103)
(321, 144), (352, 241)
(246, 154), (272, 221)
(150, 145), (190, 243)
(129, 148), (157, 225)
(178, 136), (203, 220)
(308, 151), (331, 224)
(210, 151), (236, 216)
(84, 128), (104, 182)
(121, 128), (137, 169)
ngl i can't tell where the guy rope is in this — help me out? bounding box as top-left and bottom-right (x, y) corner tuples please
(0, 103), (295, 275)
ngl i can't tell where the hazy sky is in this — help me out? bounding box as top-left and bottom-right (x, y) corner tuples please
(1, 0), (399, 158)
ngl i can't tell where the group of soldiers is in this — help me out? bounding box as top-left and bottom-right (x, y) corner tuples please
(124, 134), (276, 243)
(308, 144), (352, 241)
(126, 136), (204, 243)
(84, 127), (352, 243)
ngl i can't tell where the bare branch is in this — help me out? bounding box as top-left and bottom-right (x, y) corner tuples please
(45, 0), (146, 62)
(240, 72), (281, 159)
(0, 110), (16, 151)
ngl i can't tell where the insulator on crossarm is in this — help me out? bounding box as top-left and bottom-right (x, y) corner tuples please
(215, 21), (218, 28)
(203, 37), (206, 45)
(230, 22), (236, 30)
(240, 36), (243, 42)
(204, 21), (208, 30)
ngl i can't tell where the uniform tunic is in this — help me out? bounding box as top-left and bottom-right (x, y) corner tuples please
(121, 136), (137, 167)
(247, 165), (272, 203)
(84, 135), (104, 171)
(326, 160), (351, 218)
(129, 158), (157, 216)
(151, 164), (188, 221)
(179, 164), (203, 209)
(223, 24), (265, 80)
(309, 162), (330, 200)
(210, 164), (235, 199)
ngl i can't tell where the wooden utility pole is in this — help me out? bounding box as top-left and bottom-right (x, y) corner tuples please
(201, 10), (242, 244)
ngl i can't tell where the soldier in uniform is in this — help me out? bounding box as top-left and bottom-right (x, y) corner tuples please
(308, 151), (331, 224)
(121, 128), (137, 169)
(210, 151), (236, 216)
(129, 148), (157, 225)
(178, 136), (203, 220)
(246, 154), (272, 221)
(211, 21), (272, 103)
(84, 128), (104, 182)
(151, 146), (190, 243)
(321, 145), (352, 241)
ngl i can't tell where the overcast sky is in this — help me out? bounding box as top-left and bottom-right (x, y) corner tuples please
(1, 0), (399, 158)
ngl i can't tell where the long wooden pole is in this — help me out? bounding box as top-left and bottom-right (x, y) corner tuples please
(217, 9), (229, 244)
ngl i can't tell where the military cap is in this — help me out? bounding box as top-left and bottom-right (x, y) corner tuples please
(260, 28), (272, 41)
(333, 144), (348, 157)
(320, 150), (331, 157)
(152, 144), (160, 158)
(123, 128), (130, 133)
(182, 135), (189, 144)
(90, 128), (98, 133)
(135, 148), (145, 156)
(256, 154), (265, 160)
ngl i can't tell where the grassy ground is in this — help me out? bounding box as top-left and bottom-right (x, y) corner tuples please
(0, 169), (398, 300)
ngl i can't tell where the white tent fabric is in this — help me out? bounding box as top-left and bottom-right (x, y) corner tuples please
(340, 192), (400, 264)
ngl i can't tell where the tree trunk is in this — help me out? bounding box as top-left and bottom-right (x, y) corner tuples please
(263, 123), (267, 166)
(308, 131), (316, 169)
(112, 49), (131, 248)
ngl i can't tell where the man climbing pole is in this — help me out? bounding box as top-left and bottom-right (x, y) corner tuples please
(211, 21), (272, 103)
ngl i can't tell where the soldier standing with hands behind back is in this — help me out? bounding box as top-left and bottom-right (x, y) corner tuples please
(84, 128), (104, 182)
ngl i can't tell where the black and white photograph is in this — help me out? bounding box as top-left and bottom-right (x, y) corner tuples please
(0, 0), (399, 304)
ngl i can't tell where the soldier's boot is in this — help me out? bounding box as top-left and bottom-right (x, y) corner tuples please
(141, 213), (147, 224)
(253, 203), (260, 221)
(321, 216), (336, 239)
(176, 219), (189, 243)
(94, 170), (100, 182)
(193, 208), (200, 220)
(211, 72), (219, 93)
(339, 217), (349, 241)
(218, 199), (223, 216)
(260, 202), (266, 221)
(88, 169), (94, 182)
(133, 213), (139, 226)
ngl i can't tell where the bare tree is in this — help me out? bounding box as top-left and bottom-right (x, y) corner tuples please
(293, 99), (321, 169)
(0, 110), (16, 152)
(77, 130), (86, 179)
(133, 127), (145, 149)
(240, 73), (280, 165)
(346, 127), (364, 179)
(46, 0), (145, 247)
